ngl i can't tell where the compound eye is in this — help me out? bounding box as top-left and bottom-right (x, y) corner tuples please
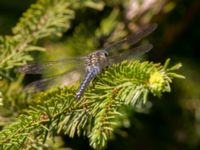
(104, 52), (108, 57)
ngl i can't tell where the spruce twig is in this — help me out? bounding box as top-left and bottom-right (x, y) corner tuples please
(0, 0), (74, 71)
(0, 59), (184, 149)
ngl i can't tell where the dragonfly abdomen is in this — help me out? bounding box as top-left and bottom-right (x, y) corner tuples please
(76, 67), (100, 100)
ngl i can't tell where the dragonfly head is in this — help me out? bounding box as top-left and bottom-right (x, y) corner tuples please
(102, 50), (109, 57)
(96, 50), (109, 66)
(98, 50), (109, 57)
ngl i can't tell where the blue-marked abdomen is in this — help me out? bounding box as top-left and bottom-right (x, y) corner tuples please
(75, 67), (99, 100)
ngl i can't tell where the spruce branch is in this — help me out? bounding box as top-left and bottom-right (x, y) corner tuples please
(0, 0), (74, 71)
(0, 59), (184, 149)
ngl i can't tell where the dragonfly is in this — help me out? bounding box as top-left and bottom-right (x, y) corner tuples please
(18, 23), (157, 100)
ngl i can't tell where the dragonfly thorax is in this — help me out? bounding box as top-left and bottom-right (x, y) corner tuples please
(85, 50), (109, 73)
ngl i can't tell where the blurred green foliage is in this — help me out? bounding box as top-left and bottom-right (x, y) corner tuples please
(0, 0), (200, 149)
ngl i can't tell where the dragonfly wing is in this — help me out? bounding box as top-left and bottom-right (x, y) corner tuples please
(108, 43), (153, 64)
(17, 56), (86, 74)
(24, 67), (84, 93)
(104, 23), (157, 53)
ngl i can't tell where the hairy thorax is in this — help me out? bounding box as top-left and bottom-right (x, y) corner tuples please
(85, 50), (109, 73)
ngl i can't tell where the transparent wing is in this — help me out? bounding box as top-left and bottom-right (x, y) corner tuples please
(108, 43), (153, 64)
(24, 67), (84, 93)
(17, 56), (86, 74)
(104, 23), (157, 53)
